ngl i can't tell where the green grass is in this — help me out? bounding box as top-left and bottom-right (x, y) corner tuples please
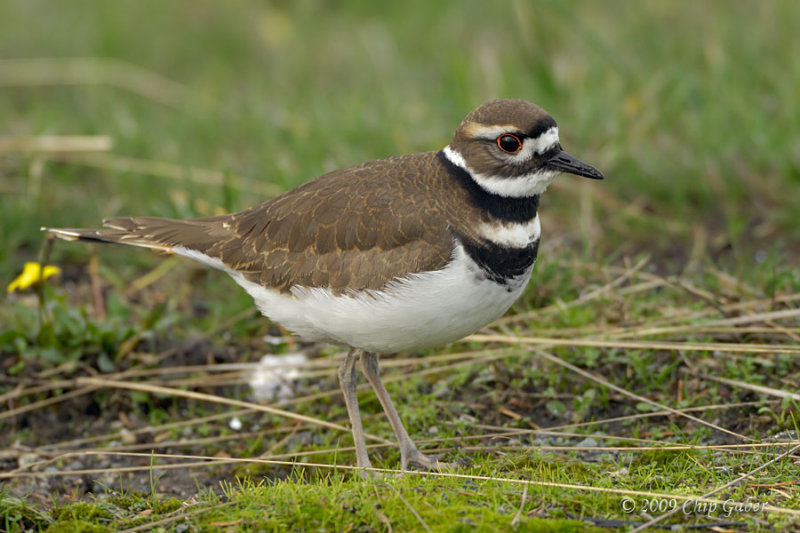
(2, 441), (797, 531)
(2, 1), (800, 531)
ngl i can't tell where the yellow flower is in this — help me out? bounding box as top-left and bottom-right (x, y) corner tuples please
(7, 262), (62, 293)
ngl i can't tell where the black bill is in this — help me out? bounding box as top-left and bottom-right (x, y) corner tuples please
(546, 151), (604, 180)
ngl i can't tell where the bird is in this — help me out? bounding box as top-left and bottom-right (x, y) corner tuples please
(45, 98), (603, 476)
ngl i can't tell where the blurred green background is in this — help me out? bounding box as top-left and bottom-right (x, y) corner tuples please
(2, 0), (799, 281)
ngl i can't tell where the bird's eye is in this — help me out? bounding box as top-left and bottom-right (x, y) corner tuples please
(496, 134), (522, 154)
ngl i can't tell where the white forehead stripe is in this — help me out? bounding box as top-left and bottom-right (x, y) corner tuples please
(530, 126), (559, 154)
(465, 123), (522, 140)
(477, 215), (541, 248)
(442, 145), (560, 197)
(513, 126), (559, 164)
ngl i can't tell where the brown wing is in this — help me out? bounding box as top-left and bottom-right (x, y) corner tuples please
(51, 152), (456, 293)
(214, 152), (455, 292)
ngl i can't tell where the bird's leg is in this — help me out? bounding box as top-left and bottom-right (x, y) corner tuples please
(338, 348), (372, 478)
(360, 351), (453, 471)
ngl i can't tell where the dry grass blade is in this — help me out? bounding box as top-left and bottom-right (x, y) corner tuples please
(117, 502), (235, 533)
(8, 438), (797, 481)
(691, 372), (800, 401)
(29, 428), (796, 469)
(125, 256), (181, 295)
(606, 325), (799, 341)
(544, 255), (649, 309)
(616, 292), (800, 334)
(0, 135), (113, 152)
(467, 333), (800, 355)
(532, 350), (750, 441)
(50, 152), (282, 197)
(630, 442), (800, 531)
(0, 386), (97, 421)
(460, 424), (792, 451)
(2, 458), (236, 478)
(511, 485), (527, 527)
(502, 262), (799, 331)
(577, 306), (800, 341)
(700, 307), (800, 327)
(384, 483), (432, 533)
(0, 57), (188, 106)
(457, 441), (800, 454)
(75, 377), (393, 445)
(492, 257), (654, 326)
(52, 426), (309, 456)
(495, 400), (775, 436)
(40, 408), (258, 451)
(0, 379), (82, 404)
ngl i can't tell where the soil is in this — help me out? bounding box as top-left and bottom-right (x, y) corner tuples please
(2, 338), (776, 508)
(1, 338), (255, 504)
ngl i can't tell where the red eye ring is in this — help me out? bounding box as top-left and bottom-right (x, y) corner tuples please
(496, 134), (522, 154)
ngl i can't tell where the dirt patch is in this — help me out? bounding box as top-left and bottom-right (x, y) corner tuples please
(1, 335), (270, 504)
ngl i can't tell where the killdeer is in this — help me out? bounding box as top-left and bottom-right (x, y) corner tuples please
(46, 98), (603, 475)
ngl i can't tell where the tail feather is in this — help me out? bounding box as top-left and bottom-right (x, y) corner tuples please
(43, 216), (227, 254)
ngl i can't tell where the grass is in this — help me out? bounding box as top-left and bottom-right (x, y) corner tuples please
(2, 1), (800, 531)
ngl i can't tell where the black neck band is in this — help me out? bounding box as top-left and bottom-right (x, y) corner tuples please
(438, 150), (541, 285)
(437, 150), (539, 223)
(460, 238), (540, 287)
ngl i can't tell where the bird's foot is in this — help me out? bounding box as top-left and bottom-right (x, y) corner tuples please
(401, 449), (461, 472)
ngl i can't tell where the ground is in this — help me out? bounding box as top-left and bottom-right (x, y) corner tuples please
(4, 253), (799, 530)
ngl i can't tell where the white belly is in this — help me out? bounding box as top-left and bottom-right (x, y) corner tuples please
(229, 243), (532, 353)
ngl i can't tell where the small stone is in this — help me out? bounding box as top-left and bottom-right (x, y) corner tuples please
(18, 453), (40, 469)
(119, 428), (137, 445)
